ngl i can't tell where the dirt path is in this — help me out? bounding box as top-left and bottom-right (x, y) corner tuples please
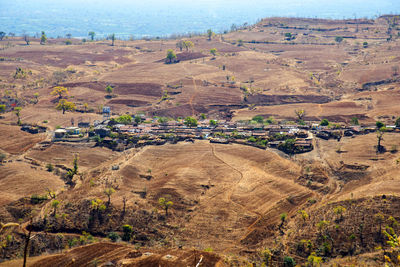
(209, 144), (263, 251)
(316, 104), (323, 119)
(313, 138), (341, 201)
(181, 63), (199, 116)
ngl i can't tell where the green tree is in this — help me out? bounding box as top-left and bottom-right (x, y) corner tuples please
(122, 224), (133, 241)
(107, 232), (120, 242)
(265, 116), (275, 124)
(333, 206), (346, 221)
(91, 198), (106, 212)
(307, 252), (322, 266)
(184, 116), (198, 127)
(283, 256), (296, 267)
(66, 154), (79, 183)
(158, 197), (173, 217)
(40, 31), (47, 45)
(88, 31), (95, 41)
(279, 139), (296, 154)
(207, 29), (214, 40)
(0, 104), (6, 113)
(158, 117), (168, 123)
(210, 119), (217, 126)
(105, 85), (114, 95)
(134, 116), (142, 124)
(200, 113), (206, 120)
(284, 32), (292, 40)
(51, 86), (69, 99)
(376, 121), (385, 129)
(298, 209), (309, 222)
(261, 248), (272, 266)
(351, 117), (359, 125)
(104, 187), (115, 206)
(51, 200), (60, 216)
(210, 48), (218, 57)
(395, 117), (400, 128)
(252, 115), (264, 123)
(56, 99), (76, 114)
(320, 119), (329, 126)
(46, 163), (54, 172)
(363, 41), (368, 48)
(72, 154), (78, 174)
(0, 32), (5, 41)
(14, 107), (22, 125)
(166, 49), (177, 63)
(116, 114), (132, 124)
(279, 213), (287, 231)
(335, 36), (343, 44)
(184, 40), (194, 51)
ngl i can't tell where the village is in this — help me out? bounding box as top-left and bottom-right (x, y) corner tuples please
(19, 106), (399, 155)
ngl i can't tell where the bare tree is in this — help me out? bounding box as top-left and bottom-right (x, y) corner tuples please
(294, 109), (306, 122)
(392, 65), (399, 77)
(22, 32), (30, 45)
(377, 129), (385, 153)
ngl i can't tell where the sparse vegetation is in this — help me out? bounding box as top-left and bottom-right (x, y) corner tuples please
(320, 119), (329, 126)
(158, 197), (173, 217)
(207, 29), (214, 40)
(122, 224), (133, 241)
(40, 31), (47, 45)
(88, 31), (95, 41)
(105, 85), (114, 96)
(210, 48), (218, 57)
(184, 116), (197, 127)
(104, 187), (115, 206)
(51, 200), (60, 216)
(115, 114), (132, 124)
(0, 104), (5, 114)
(2, 15), (400, 267)
(166, 49), (177, 63)
(51, 86), (69, 99)
(14, 107), (22, 125)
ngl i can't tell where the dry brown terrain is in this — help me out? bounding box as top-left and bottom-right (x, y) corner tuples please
(1, 15), (400, 266)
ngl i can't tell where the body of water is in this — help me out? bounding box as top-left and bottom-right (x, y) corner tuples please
(1, 0), (400, 38)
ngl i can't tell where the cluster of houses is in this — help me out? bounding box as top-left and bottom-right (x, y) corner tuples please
(83, 118), (315, 153)
(41, 116), (400, 154)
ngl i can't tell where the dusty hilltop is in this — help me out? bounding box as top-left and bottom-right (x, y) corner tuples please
(1, 15), (400, 266)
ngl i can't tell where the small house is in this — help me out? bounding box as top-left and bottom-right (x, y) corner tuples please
(54, 129), (67, 138)
(66, 127), (81, 135)
(78, 122), (90, 128)
(94, 125), (111, 138)
(252, 130), (267, 138)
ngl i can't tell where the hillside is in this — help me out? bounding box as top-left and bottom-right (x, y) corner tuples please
(0, 15), (400, 266)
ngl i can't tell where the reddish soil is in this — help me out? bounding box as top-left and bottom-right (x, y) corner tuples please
(246, 94), (331, 105)
(1, 15), (400, 266)
(107, 99), (150, 107)
(62, 82), (164, 97)
(176, 51), (206, 61)
(21, 242), (225, 267)
(0, 124), (45, 155)
(2, 47), (132, 68)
